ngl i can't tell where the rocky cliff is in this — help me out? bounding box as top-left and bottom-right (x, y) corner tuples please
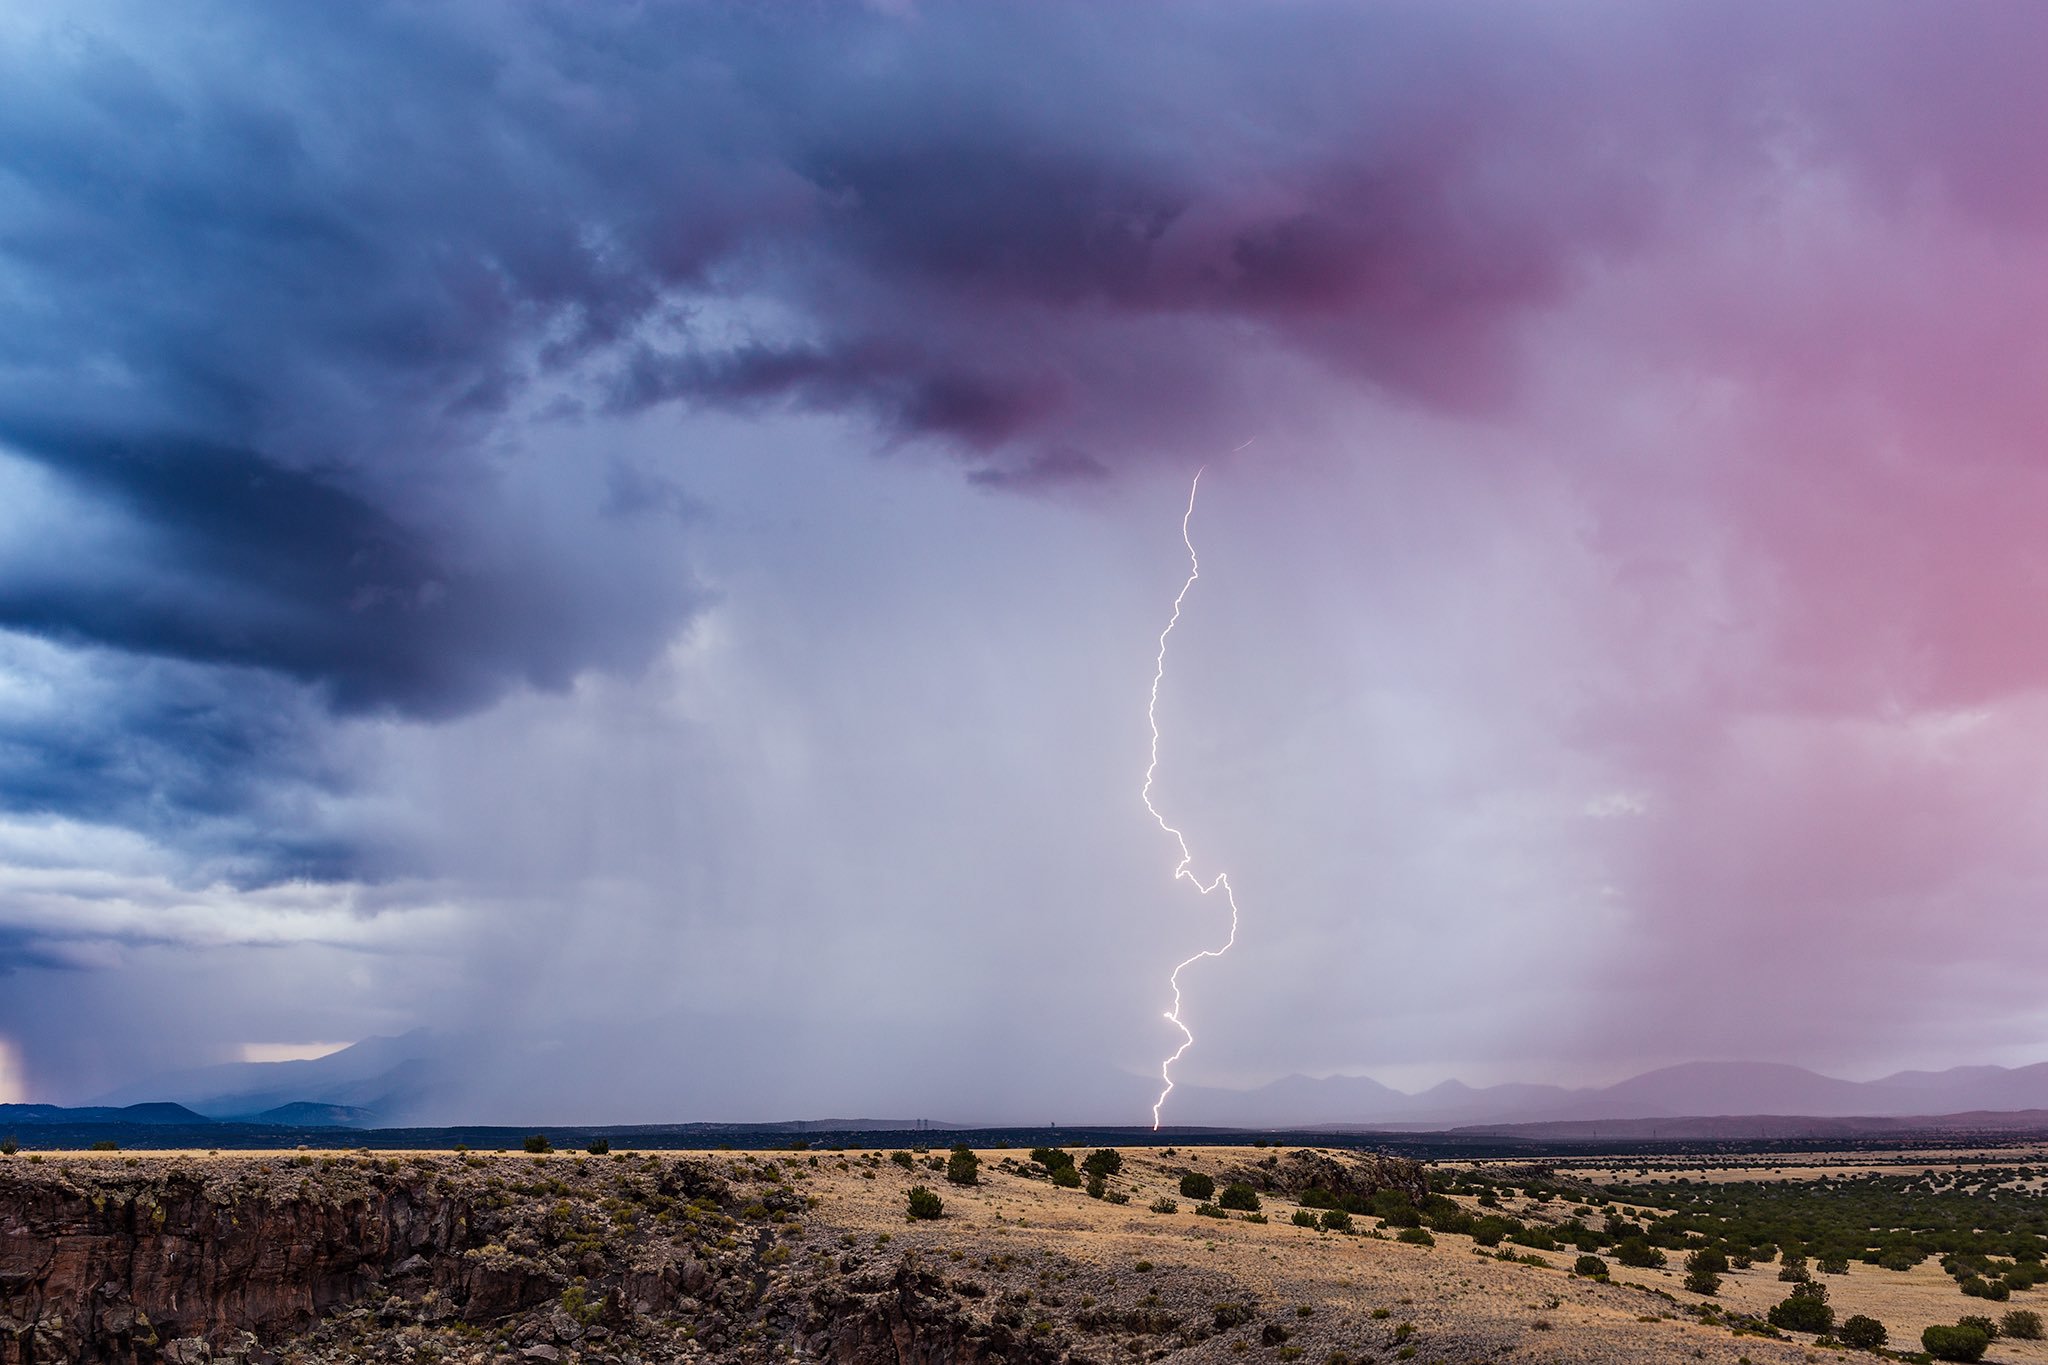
(0, 1152), (1053, 1365)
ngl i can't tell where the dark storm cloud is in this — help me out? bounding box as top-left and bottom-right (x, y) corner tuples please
(7, 0), (1662, 877)
(0, 641), (370, 883)
(9, 0), (2048, 888)
(0, 924), (87, 977)
(0, 425), (670, 716)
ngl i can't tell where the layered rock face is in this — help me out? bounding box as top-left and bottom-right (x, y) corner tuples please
(0, 1164), (478, 1361)
(0, 1152), (1036, 1365)
(1221, 1148), (1429, 1207)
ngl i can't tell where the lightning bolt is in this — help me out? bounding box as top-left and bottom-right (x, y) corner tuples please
(1144, 464), (1243, 1130)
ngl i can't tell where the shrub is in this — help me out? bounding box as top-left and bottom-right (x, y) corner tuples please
(1837, 1314), (1887, 1350)
(1180, 1172), (1216, 1200)
(585, 1138), (610, 1155)
(1195, 1203), (1227, 1219)
(2002, 1309), (2044, 1340)
(0, 1135), (15, 1156)
(1050, 1164), (1081, 1189)
(1293, 1209), (1319, 1228)
(523, 1135), (552, 1154)
(1921, 1323), (1991, 1362)
(1396, 1227), (1434, 1246)
(1614, 1239), (1665, 1269)
(1082, 1149), (1123, 1178)
(1149, 1197), (1178, 1214)
(1218, 1183), (1261, 1212)
(1470, 1216), (1513, 1248)
(90, 1140), (118, 1152)
(1685, 1247), (1725, 1295)
(1372, 1191), (1421, 1227)
(890, 1150), (914, 1169)
(945, 1145), (980, 1186)
(1777, 1263), (1809, 1283)
(1213, 1303), (1255, 1331)
(1031, 1147), (1075, 1173)
(1687, 1248), (1729, 1276)
(1319, 1209), (1353, 1233)
(1086, 1174), (1107, 1199)
(1573, 1255), (1609, 1278)
(1819, 1254), (1849, 1275)
(1767, 1287), (1833, 1335)
(1957, 1315), (1998, 1339)
(906, 1186), (943, 1220)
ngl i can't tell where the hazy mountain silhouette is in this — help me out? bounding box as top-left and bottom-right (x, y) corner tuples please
(1166, 1060), (2048, 1128)
(90, 1032), (445, 1124)
(83, 1038), (2048, 1130)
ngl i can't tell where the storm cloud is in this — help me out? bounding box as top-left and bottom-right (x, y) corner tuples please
(8, 2), (2048, 1112)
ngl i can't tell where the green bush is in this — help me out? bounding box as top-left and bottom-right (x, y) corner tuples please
(1573, 1255), (1608, 1278)
(1081, 1149), (1123, 1178)
(1470, 1216), (1513, 1248)
(1292, 1209), (1319, 1227)
(946, 1145), (980, 1186)
(1614, 1239), (1665, 1269)
(2001, 1309), (2044, 1340)
(1149, 1197), (1178, 1214)
(1837, 1314), (1886, 1350)
(1396, 1227), (1434, 1246)
(0, 1135), (15, 1157)
(1767, 1287), (1833, 1335)
(1319, 1209), (1353, 1233)
(1179, 1172), (1216, 1200)
(1085, 1173), (1106, 1199)
(1195, 1203), (1227, 1220)
(1372, 1191), (1421, 1227)
(1050, 1164), (1081, 1189)
(523, 1134), (552, 1154)
(906, 1186), (943, 1220)
(1921, 1323), (1991, 1362)
(890, 1150), (914, 1168)
(585, 1138), (609, 1155)
(1031, 1147), (1075, 1173)
(1683, 1269), (1720, 1295)
(1218, 1183), (1261, 1212)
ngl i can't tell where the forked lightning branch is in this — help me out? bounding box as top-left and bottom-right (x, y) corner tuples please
(1142, 467), (1244, 1130)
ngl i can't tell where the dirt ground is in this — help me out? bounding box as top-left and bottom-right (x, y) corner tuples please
(14, 1143), (2045, 1363)
(793, 1144), (1897, 1364)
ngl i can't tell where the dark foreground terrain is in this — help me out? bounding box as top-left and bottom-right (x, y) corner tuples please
(5, 1144), (2042, 1364)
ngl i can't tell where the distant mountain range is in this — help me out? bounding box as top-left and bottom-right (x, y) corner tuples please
(41, 1035), (2048, 1134)
(1166, 1059), (2048, 1129)
(87, 1031), (446, 1125)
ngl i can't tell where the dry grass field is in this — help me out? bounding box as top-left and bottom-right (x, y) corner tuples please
(8, 1142), (2046, 1363)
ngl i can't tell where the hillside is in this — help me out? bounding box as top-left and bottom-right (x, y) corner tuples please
(0, 1145), (1903, 1364)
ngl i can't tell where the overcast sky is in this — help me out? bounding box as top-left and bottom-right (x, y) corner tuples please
(7, 1), (2048, 1123)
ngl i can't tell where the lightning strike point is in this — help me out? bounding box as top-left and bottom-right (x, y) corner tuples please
(1143, 466), (1243, 1131)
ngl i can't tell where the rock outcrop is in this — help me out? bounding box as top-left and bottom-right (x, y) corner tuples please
(1221, 1148), (1429, 1207)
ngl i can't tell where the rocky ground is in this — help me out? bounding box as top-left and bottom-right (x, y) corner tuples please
(0, 1143), (1942, 1364)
